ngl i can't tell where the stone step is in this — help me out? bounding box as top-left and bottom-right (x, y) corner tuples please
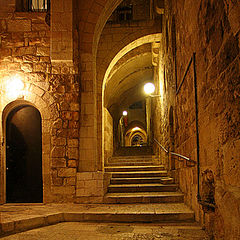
(108, 157), (154, 163)
(0, 203), (195, 236)
(160, 177), (175, 184)
(114, 146), (153, 156)
(104, 192), (184, 204)
(111, 171), (168, 178)
(105, 165), (165, 172)
(105, 161), (155, 166)
(108, 183), (178, 193)
(111, 177), (163, 184)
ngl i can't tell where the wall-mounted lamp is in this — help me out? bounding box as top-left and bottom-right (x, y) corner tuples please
(6, 75), (24, 99)
(123, 110), (128, 116)
(144, 82), (160, 97)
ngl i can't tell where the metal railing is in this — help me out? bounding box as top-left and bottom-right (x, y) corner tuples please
(154, 138), (196, 165)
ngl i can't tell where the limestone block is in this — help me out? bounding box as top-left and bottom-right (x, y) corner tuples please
(51, 146), (65, 158)
(52, 119), (62, 129)
(52, 186), (75, 195)
(68, 121), (79, 129)
(52, 158), (66, 168)
(15, 217), (45, 232)
(58, 168), (76, 177)
(30, 84), (45, 97)
(32, 23), (49, 31)
(68, 160), (77, 168)
(67, 148), (78, 159)
(1, 222), (14, 234)
(76, 188), (88, 197)
(60, 101), (70, 111)
(68, 129), (78, 138)
(77, 172), (92, 181)
(76, 180), (84, 188)
(70, 103), (79, 111)
(51, 136), (66, 146)
(52, 177), (63, 186)
(34, 62), (48, 72)
(36, 46), (50, 56)
(72, 112), (79, 120)
(61, 111), (72, 120)
(21, 63), (33, 72)
(9, 64), (23, 73)
(64, 177), (76, 186)
(7, 19), (31, 32)
(13, 46), (36, 56)
(68, 139), (78, 147)
(92, 172), (104, 180)
(23, 54), (40, 63)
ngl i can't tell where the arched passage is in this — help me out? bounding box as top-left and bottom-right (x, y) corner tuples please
(101, 34), (162, 163)
(5, 104), (42, 203)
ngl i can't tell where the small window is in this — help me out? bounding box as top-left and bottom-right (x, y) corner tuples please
(16, 0), (50, 12)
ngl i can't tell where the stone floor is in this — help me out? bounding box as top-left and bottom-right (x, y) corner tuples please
(0, 222), (209, 240)
(0, 204), (209, 239)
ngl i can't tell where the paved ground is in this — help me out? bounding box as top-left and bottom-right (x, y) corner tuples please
(0, 222), (209, 240)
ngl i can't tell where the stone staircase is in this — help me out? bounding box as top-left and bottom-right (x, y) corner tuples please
(104, 154), (195, 223)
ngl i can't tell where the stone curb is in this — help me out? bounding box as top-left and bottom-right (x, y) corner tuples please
(0, 211), (194, 236)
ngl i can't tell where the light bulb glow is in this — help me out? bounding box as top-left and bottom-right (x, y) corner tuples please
(6, 75), (24, 99)
(123, 111), (128, 116)
(132, 127), (141, 131)
(144, 83), (155, 95)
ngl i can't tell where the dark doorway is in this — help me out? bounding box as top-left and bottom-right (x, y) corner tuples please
(6, 105), (42, 203)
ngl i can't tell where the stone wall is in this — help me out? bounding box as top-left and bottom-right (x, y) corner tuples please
(0, 3), (81, 203)
(154, 0), (240, 238)
(98, 20), (161, 164)
(104, 108), (113, 162)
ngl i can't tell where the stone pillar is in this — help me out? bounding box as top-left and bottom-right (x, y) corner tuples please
(50, 0), (73, 63)
(146, 96), (152, 145)
(78, 53), (98, 172)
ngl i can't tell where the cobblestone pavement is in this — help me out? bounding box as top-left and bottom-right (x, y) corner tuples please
(0, 222), (209, 240)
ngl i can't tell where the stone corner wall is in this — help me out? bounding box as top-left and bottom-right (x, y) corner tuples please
(75, 171), (110, 204)
(0, 5), (82, 203)
(158, 0), (240, 239)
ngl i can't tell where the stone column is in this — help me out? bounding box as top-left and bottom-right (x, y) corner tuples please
(50, 0), (73, 63)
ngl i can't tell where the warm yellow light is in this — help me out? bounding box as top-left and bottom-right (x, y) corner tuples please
(123, 111), (128, 116)
(132, 127), (141, 131)
(6, 75), (24, 99)
(144, 83), (155, 95)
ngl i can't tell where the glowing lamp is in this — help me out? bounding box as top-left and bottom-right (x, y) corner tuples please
(123, 111), (128, 116)
(132, 127), (141, 131)
(6, 75), (24, 99)
(144, 83), (155, 95)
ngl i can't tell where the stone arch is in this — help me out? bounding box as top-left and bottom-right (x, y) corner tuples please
(101, 33), (162, 164)
(0, 93), (57, 203)
(78, 0), (161, 171)
(126, 127), (147, 147)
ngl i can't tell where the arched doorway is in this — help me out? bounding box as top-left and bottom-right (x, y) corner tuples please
(6, 105), (42, 203)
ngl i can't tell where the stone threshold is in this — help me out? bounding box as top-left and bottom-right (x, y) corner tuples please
(0, 203), (195, 236)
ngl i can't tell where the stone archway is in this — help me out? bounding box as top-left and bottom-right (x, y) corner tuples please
(1, 98), (55, 204)
(5, 104), (42, 203)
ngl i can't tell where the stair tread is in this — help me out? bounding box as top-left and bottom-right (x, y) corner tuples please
(109, 183), (177, 187)
(105, 165), (163, 168)
(106, 192), (184, 197)
(112, 177), (163, 180)
(111, 171), (167, 174)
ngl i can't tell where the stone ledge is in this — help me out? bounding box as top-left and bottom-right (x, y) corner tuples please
(0, 203), (195, 237)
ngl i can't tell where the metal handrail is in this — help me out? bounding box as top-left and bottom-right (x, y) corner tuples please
(153, 138), (196, 164)
(154, 138), (168, 153)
